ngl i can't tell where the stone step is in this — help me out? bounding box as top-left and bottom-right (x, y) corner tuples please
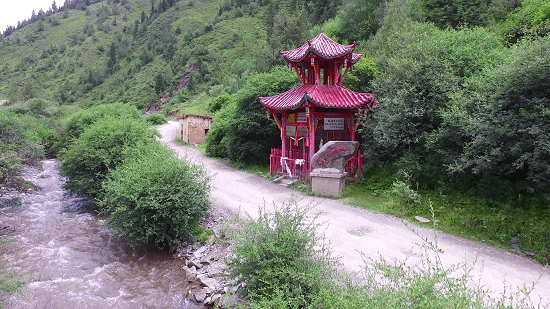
(273, 175), (299, 187)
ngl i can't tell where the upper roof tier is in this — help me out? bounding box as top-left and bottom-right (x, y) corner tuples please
(258, 85), (378, 111)
(280, 32), (362, 64)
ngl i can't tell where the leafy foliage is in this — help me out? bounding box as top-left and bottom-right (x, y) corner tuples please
(226, 201), (336, 306)
(59, 117), (158, 199)
(62, 103), (142, 142)
(342, 56), (378, 92)
(99, 142), (210, 251)
(363, 21), (506, 185)
(0, 109), (51, 185)
(225, 67), (299, 164)
(225, 201), (538, 308)
(443, 37), (550, 187)
(498, 0), (550, 44)
(207, 93), (232, 113)
(332, 0), (385, 43)
(422, 0), (489, 29)
(205, 97), (236, 158)
(144, 113), (167, 125)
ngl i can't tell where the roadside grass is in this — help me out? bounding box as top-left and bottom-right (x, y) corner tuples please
(223, 200), (546, 309)
(340, 172), (550, 266)
(221, 161), (550, 265)
(172, 134), (207, 153)
(0, 237), (26, 308)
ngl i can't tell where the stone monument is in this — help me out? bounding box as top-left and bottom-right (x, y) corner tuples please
(310, 141), (359, 196)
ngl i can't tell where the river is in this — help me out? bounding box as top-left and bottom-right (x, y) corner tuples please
(1, 159), (202, 309)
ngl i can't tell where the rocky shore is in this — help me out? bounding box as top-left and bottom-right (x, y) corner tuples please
(175, 206), (242, 308)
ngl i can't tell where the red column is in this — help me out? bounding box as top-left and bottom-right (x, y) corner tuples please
(315, 60), (321, 85)
(308, 109), (316, 171)
(350, 115), (356, 141)
(281, 113), (287, 157)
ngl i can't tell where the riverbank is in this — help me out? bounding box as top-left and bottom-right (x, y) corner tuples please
(0, 160), (202, 308)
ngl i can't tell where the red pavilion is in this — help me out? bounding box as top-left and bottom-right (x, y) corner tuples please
(258, 31), (378, 180)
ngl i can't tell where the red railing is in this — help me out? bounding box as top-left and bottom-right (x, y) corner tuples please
(270, 148), (363, 181)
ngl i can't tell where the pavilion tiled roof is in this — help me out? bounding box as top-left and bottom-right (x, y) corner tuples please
(259, 85), (378, 111)
(280, 32), (361, 62)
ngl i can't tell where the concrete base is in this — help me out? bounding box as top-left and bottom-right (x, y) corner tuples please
(310, 168), (347, 197)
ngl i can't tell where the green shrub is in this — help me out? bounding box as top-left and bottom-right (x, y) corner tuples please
(144, 113), (167, 125)
(59, 118), (158, 199)
(0, 148), (22, 185)
(0, 111), (47, 184)
(225, 201), (539, 309)
(442, 37), (550, 188)
(225, 201), (336, 306)
(225, 67), (299, 164)
(390, 179), (421, 206)
(62, 103), (142, 143)
(99, 142), (210, 251)
(205, 100), (236, 158)
(208, 93), (232, 113)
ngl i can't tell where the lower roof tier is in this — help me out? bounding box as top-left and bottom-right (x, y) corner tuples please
(259, 85), (378, 111)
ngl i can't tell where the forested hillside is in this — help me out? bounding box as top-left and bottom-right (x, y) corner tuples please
(1, 0), (550, 262)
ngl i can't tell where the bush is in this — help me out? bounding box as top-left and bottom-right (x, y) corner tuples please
(0, 148), (23, 185)
(225, 201), (336, 306)
(205, 100), (236, 158)
(145, 113), (167, 125)
(63, 103), (142, 142)
(390, 179), (421, 206)
(59, 118), (158, 199)
(208, 93), (232, 113)
(225, 67), (299, 164)
(225, 201), (538, 309)
(99, 142), (210, 251)
(0, 111), (47, 185)
(442, 37), (550, 188)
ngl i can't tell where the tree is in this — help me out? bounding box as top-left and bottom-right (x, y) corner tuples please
(106, 41), (117, 73)
(154, 71), (166, 95)
(267, 8), (311, 67)
(51, 0), (58, 12)
(334, 0), (384, 43)
(226, 67), (299, 164)
(444, 38), (550, 187)
(422, 0), (489, 29)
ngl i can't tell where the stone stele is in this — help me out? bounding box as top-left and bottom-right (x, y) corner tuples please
(311, 141), (360, 171)
(310, 141), (360, 197)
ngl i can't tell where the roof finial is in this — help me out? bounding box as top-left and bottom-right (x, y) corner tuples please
(320, 28), (323, 33)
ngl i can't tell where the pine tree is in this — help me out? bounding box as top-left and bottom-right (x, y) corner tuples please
(107, 42), (117, 73)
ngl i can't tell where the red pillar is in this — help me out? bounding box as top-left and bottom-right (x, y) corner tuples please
(350, 115), (356, 141)
(281, 112), (287, 157)
(308, 108), (316, 171)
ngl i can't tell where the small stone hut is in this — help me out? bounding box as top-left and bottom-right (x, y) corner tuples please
(177, 114), (212, 145)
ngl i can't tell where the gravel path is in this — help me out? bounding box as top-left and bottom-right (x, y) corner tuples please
(158, 121), (550, 306)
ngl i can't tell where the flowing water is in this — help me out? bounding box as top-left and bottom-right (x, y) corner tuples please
(1, 160), (202, 309)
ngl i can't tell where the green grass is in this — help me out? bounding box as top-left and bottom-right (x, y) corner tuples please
(223, 200), (544, 309)
(339, 174), (550, 265)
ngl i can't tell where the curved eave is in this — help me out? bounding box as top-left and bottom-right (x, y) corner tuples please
(259, 85), (378, 112)
(280, 32), (356, 63)
(351, 53), (363, 64)
(281, 48), (355, 63)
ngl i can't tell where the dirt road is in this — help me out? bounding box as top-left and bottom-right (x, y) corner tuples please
(157, 121), (549, 305)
